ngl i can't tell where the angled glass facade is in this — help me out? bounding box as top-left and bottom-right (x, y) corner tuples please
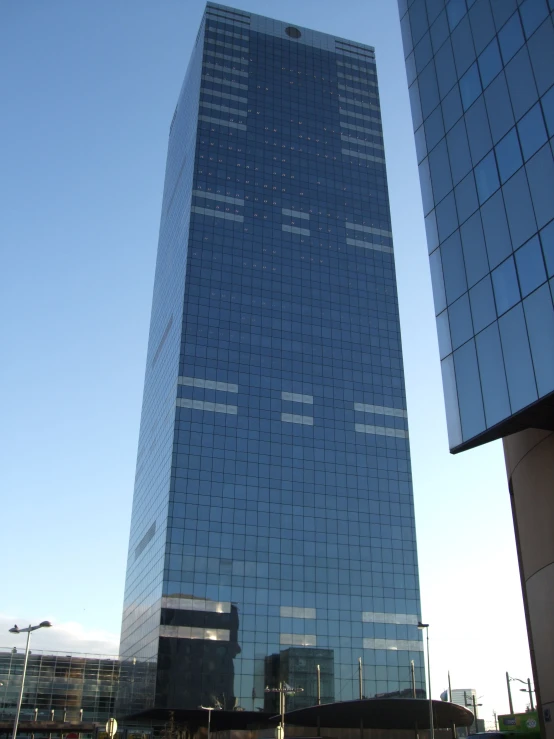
(120, 2), (423, 714)
(398, 0), (554, 452)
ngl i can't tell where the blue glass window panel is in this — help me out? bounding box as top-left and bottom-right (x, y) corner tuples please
(475, 322), (511, 426)
(399, 0), (409, 15)
(527, 18), (554, 96)
(495, 128), (522, 184)
(453, 339), (486, 440)
(449, 293), (474, 349)
(435, 40), (457, 99)
(441, 354), (463, 448)
(540, 83), (554, 138)
(436, 309), (453, 358)
(492, 256), (521, 314)
(429, 139), (453, 202)
(436, 191), (459, 241)
(409, 80), (423, 130)
(418, 156), (434, 215)
(415, 125), (428, 163)
(498, 304), (538, 411)
(426, 0), (445, 24)
(455, 171), (479, 224)
(481, 190), (512, 268)
(406, 52), (418, 87)
(430, 248), (447, 314)
(425, 209), (440, 254)
(441, 85), (463, 132)
(461, 210), (490, 286)
(502, 168), (537, 248)
(425, 107), (445, 151)
(460, 63), (482, 111)
(519, 0), (549, 39)
(419, 61), (441, 119)
(446, 0), (467, 29)
(490, 0), (517, 30)
(505, 47), (539, 122)
(430, 9), (450, 53)
(469, 0), (496, 55)
(470, 274), (497, 332)
(465, 96), (493, 165)
(518, 103), (548, 161)
(526, 144), (554, 230)
(541, 220), (554, 277)
(447, 118), (472, 185)
(524, 283), (554, 395)
(441, 230), (468, 303)
(478, 37), (502, 88)
(415, 33), (434, 74)
(451, 15), (477, 75)
(498, 11), (525, 63)
(475, 150), (500, 203)
(410, 0), (431, 45)
(515, 236), (547, 297)
(484, 73), (515, 144)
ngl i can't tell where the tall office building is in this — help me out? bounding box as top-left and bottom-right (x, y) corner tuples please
(398, 1), (554, 735)
(119, 2), (424, 716)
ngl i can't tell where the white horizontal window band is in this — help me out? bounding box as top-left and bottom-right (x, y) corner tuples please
(339, 109), (381, 124)
(342, 148), (386, 164)
(206, 26), (249, 40)
(340, 134), (384, 150)
(282, 208), (310, 220)
(201, 98), (247, 115)
(281, 391), (313, 404)
(355, 423), (408, 438)
(191, 205), (244, 221)
(204, 50), (249, 65)
(201, 75), (248, 90)
(178, 375), (239, 392)
(362, 612), (418, 625)
(160, 625), (230, 641)
(363, 638), (423, 651)
(340, 121), (382, 136)
(198, 115), (246, 131)
(192, 190), (244, 206)
(281, 413), (314, 425)
(346, 238), (393, 254)
(354, 403), (407, 418)
(338, 72), (377, 85)
(337, 60), (377, 75)
(162, 596), (231, 614)
(280, 606), (316, 619)
(201, 87), (248, 102)
(205, 38), (249, 53)
(346, 222), (393, 238)
(280, 633), (317, 646)
(282, 224), (310, 236)
(339, 95), (378, 108)
(203, 61), (249, 78)
(177, 398), (238, 415)
(339, 82), (378, 95)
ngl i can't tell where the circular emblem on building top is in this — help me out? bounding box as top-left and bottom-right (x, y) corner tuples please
(285, 26), (302, 39)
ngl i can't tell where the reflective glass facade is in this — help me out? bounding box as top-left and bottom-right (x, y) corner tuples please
(399, 0), (554, 452)
(120, 2), (423, 713)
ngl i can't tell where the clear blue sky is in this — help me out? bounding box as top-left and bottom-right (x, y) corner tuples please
(1, 0), (532, 723)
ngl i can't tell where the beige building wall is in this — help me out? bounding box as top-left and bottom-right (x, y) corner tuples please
(503, 429), (554, 739)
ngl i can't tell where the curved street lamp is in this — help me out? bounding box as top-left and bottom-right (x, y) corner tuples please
(9, 622), (52, 739)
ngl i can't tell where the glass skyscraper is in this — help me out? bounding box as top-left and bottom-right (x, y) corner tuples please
(398, 1), (554, 736)
(120, 2), (423, 715)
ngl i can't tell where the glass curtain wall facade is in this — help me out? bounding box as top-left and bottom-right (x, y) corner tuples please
(398, 0), (554, 453)
(120, 2), (423, 714)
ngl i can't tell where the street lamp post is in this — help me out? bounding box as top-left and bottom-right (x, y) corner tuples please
(464, 692), (483, 734)
(507, 675), (535, 712)
(199, 706), (215, 739)
(265, 682), (304, 739)
(9, 622), (52, 739)
(418, 622), (434, 739)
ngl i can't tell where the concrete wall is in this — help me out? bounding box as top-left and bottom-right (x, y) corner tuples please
(504, 429), (554, 739)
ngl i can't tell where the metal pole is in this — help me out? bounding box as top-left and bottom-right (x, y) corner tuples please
(472, 694), (478, 733)
(425, 628), (434, 739)
(281, 681), (285, 739)
(506, 673), (514, 715)
(448, 671), (453, 703)
(316, 665), (321, 705)
(411, 661), (416, 699)
(358, 657), (363, 700)
(207, 708), (211, 739)
(528, 679), (534, 711)
(12, 627), (32, 739)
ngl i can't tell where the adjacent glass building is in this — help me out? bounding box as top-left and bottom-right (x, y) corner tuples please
(398, 1), (554, 735)
(119, 2), (423, 716)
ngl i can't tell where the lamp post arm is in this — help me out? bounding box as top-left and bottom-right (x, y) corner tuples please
(11, 627), (32, 739)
